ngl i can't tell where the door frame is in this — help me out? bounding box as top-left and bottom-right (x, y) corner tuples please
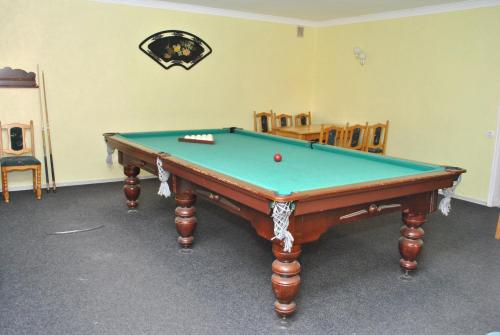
(488, 99), (500, 207)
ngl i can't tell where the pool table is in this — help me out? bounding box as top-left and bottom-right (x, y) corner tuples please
(103, 128), (464, 317)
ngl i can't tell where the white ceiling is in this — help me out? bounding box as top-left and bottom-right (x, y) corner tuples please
(155, 0), (471, 21)
(95, 0), (500, 25)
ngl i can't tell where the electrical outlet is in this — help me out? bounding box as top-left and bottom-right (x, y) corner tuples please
(486, 130), (495, 138)
(297, 26), (304, 38)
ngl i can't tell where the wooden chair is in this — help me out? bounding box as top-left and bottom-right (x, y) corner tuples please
(254, 110), (273, 133)
(319, 124), (347, 146)
(0, 121), (42, 203)
(343, 123), (368, 151)
(364, 121), (389, 155)
(294, 111), (311, 126)
(272, 112), (292, 129)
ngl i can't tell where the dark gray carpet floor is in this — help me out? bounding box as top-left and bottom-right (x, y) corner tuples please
(0, 180), (499, 335)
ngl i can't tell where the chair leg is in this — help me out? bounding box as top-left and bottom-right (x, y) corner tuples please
(35, 166), (42, 200)
(495, 215), (500, 240)
(32, 169), (36, 194)
(1, 169), (9, 203)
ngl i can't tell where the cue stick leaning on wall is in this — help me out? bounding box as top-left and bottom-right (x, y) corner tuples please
(36, 65), (50, 192)
(41, 71), (56, 192)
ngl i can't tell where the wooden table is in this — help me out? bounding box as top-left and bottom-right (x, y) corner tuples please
(273, 124), (324, 141)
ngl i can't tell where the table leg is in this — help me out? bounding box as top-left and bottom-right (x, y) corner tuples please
(271, 243), (301, 317)
(399, 211), (426, 273)
(123, 164), (140, 209)
(175, 192), (197, 248)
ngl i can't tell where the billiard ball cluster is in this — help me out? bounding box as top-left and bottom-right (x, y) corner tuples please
(183, 134), (214, 141)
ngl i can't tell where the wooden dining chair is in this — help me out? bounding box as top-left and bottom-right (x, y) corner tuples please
(294, 111), (311, 126)
(254, 110), (274, 133)
(0, 120), (42, 203)
(364, 121), (389, 155)
(272, 112), (292, 129)
(319, 124), (347, 146)
(343, 123), (368, 151)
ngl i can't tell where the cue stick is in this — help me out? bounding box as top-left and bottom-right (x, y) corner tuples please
(41, 71), (56, 192)
(36, 65), (50, 192)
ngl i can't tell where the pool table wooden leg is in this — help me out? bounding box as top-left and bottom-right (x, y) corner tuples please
(175, 192), (197, 248)
(271, 243), (301, 317)
(123, 164), (141, 209)
(399, 211), (426, 273)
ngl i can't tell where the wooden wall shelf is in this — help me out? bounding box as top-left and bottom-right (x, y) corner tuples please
(0, 67), (38, 88)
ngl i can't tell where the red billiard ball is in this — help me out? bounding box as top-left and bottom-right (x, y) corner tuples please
(274, 153), (282, 162)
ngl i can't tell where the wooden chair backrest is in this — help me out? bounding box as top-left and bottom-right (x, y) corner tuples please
(0, 121), (35, 157)
(343, 122), (368, 151)
(319, 124), (347, 146)
(364, 120), (389, 155)
(254, 110), (274, 133)
(294, 111), (311, 126)
(273, 112), (292, 128)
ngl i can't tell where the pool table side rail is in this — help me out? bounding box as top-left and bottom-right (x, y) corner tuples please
(312, 142), (444, 172)
(164, 154), (462, 216)
(104, 133), (464, 216)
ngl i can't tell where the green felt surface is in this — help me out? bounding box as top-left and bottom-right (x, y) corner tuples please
(117, 129), (444, 196)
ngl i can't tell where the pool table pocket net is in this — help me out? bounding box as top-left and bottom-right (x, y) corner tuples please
(156, 158), (171, 198)
(271, 202), (294, 252)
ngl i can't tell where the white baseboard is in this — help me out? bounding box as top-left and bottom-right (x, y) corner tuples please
(438, 190), (488, 207)
(2, 176), (490, 207)
(1, 176), (156, 192)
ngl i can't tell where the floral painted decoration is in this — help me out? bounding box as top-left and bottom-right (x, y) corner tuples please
(139, 30), (212, 70)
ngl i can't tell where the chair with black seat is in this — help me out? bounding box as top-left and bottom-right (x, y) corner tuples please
(294, 111), (311, 126)
(254, 110), (274, 133)
(343, 122), (368, 151)
(0, 121), (41, 203)
(364, 120), (389, 155)
(272, 112), (292, 129)
(319, 124), (347, 146)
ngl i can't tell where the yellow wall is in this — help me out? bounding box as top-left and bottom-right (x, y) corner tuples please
(313, 7), (500, 201)
(0, 0), (315, 188)
(1, 0), (499, 203)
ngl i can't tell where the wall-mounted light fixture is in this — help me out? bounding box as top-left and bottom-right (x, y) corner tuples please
(353, 47), (366, 65)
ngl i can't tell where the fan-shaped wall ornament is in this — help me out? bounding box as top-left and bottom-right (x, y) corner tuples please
(139, 30), (212, 70)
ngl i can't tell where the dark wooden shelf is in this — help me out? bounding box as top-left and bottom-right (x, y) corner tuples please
(0, 67), (38, 88)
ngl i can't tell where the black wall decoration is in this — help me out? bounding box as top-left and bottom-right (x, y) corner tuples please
(139, 30), (212, 70)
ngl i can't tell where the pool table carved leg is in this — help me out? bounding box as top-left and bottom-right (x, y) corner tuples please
(123, 164), (141, 209)
(271, 243), (301, 317)
(399, 211), (426, 272)
(175, 192), (197, 248)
